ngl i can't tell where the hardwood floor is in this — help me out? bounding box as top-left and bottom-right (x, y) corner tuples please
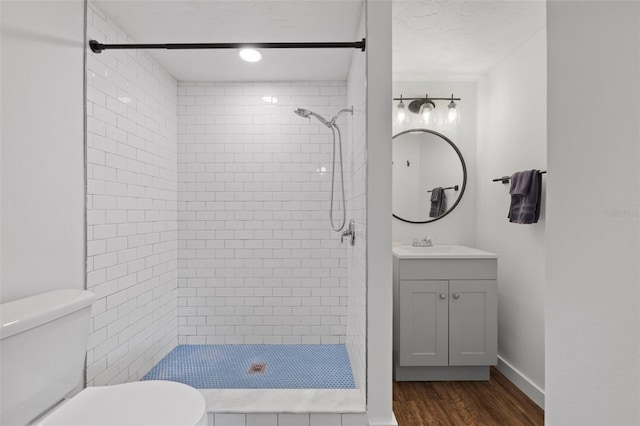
(393, 367), (544, 426)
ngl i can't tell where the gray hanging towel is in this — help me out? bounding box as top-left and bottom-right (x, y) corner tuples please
(429, 187), (446, 217)
(508, 170), (542, 224)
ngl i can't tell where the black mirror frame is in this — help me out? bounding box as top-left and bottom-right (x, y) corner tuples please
(392, 128), (467, 224)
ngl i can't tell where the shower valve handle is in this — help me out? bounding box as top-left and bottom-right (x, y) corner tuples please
(341, 219), (356, 246)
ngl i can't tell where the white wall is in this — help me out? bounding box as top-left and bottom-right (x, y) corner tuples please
(366, 1), (396, 425)
(476, 29), (546, 407)
(176, 81), (349, 345)
(85, 2), (179, 386)
(546, 1), (640, 424)
(391, 81), (477, 246)
(1, 0), (85, 302)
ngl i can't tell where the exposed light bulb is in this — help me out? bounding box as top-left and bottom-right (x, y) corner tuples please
(239, 48), (261, 62)
(419, 101), (434, 125)
(396, 99), (407, 124)
(447, 100), (459, 125)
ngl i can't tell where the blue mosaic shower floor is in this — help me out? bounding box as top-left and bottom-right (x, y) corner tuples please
(142, 344), (355, 389)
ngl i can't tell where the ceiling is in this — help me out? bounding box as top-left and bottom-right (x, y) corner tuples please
(93, 0), (364, 81)
(393, 0), (546, 81)
(93, 0), (546, 82)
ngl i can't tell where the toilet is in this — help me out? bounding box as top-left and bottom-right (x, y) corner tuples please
(0, 289), (207, 426)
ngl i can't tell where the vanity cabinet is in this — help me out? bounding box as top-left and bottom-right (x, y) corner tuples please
(393, 254), (498, 381)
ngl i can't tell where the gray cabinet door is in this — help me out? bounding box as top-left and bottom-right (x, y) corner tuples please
(448, 280), (498, 366)
(399, 280), (448, 366)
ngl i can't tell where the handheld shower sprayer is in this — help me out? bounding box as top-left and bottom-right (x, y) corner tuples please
(293, 107), (311, 119)
(294, 108), (332, 128)
(293, 106), (354, 233)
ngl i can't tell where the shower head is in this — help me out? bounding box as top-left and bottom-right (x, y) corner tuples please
(294, 108), (312, 119)
(294, 108), (332, 128)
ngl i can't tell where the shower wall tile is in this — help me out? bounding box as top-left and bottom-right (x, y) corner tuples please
(340, 413), (369, 426)
(309, 414), (342, 426)
(246, 414), (278, 426)
(177, 81), (348, 343)
(85, 2), (178, 386)
(207, 412), (365, 426)
(214, 414), (246, 426)
(278, 414), (310, 426)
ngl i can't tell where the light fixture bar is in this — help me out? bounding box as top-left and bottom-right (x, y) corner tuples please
(394, 94), (462, 114)
(392, 96), (461, 101)
(394, 93), (462, 125)
(89, 39), (366, 54)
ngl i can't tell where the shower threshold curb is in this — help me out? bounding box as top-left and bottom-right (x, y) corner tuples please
(199, 388), (366, 414)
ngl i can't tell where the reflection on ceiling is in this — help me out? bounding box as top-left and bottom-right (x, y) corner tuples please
(393, 0), (546, 81)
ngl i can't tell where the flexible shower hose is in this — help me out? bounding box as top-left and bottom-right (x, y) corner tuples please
(329, 124), (347, 232)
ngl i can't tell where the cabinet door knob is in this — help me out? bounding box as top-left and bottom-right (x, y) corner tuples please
(453, 293), (460, 299)
(439, 293), (447, 300)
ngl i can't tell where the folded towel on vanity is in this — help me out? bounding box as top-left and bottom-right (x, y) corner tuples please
(508, 170), (542, 224)
(429, 187), (446, 218)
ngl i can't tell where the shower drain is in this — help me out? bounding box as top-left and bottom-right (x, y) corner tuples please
(248, 363), (266, 374)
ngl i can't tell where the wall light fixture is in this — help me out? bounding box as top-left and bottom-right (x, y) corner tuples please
(393, 93), (461, 126)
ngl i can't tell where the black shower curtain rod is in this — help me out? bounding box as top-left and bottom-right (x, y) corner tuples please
(89, 39), (366, 54)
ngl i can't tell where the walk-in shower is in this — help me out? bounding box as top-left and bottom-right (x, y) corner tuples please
(84, 0), (367, 416)
(294, 107), (353, 232)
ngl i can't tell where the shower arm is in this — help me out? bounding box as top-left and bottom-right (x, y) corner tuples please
(89, 39), (366, 54)
(329, 108), (354, 126)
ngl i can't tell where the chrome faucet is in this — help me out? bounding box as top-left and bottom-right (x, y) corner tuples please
(412, 236), (433, 247)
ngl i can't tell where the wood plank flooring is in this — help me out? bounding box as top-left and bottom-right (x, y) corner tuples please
(393, 367), (544, 426)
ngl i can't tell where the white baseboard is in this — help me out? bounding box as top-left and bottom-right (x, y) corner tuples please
(496, 356), (545, 409)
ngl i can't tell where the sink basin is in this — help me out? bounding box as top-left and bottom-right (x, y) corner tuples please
(392, 245), (497, 259)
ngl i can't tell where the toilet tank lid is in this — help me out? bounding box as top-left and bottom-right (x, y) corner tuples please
(1, 289), (95, 340)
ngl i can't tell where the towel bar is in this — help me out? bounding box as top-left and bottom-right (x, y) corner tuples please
(493, 170), (546, 184)
(427, 185), (459, 193)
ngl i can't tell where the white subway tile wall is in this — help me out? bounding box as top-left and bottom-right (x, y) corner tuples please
(176, 82), (350, 344)
(207, 413), (368, 426)
(85, 2), (178, 386)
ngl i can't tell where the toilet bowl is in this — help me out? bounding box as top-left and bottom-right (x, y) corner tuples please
(38, 381), (207, 426)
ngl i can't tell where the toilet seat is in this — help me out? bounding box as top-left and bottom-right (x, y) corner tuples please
(38, 381), (207, 426)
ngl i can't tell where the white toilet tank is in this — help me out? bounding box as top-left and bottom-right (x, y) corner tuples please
(0, 289), (96, 426)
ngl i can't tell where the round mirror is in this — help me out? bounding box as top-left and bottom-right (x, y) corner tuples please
(392, 128), (467, 223)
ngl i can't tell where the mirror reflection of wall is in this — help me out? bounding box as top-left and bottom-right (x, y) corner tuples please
(392, 129), (466, 223)
(393, 136), (421, 217)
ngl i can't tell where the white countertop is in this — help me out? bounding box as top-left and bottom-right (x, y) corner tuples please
(392, 245), (498, 259)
